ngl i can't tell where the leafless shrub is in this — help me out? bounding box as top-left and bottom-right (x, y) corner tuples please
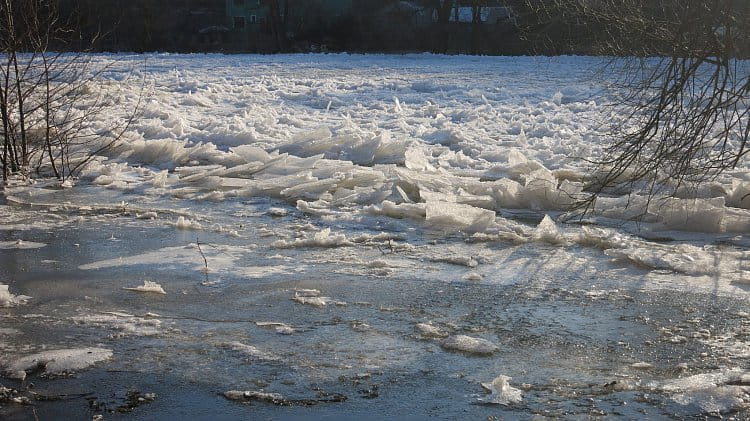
(525, 0), (750, 214)
(0, 0), (141, 182)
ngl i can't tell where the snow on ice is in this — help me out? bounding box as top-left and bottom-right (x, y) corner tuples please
(3, 348), (113, 380)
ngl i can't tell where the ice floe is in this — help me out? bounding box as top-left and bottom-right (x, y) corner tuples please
(123, 281), (167, 295)
(2, 348), (112, 380)
(439, 335), (499, 355)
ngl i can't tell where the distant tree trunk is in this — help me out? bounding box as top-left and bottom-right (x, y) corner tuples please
(433, 0), (454, 53)
(267, 0), (289, 52)
(471, 0), (484, 54)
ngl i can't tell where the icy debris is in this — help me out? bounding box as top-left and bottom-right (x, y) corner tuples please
(267, 207), (288, 217)
(440, 335), (499, 355)
(463, 272), (483, 281)
(292, 294), (341, 307)
(170, 216), (203, 230)
(415, 322), (447, 338)
(291, 289), (345, 307)
(425, 201), (496, 233)
(0, 285), (31, 307)
(404, 144), (436, 172)
(365, 200), (426, 220)
(224, 390), (285, 403)
(3, 348), (112, 380)
(603, 245), (722, 277)
(351, 232), (406, 244)
(366, 259), (394, 268)
(256, 322), (295, 335)
(224, 341), (280, 362)
(294, 289), (321, 297)
(478, 375), (523, 405)
(123, 281), (167, 295)
(292, 295), (328, 307)
(136, 211), (158, 220)
(533, 215), (566, 245)
(630, 362), (653, 369)
(0, 385), (30, 405)
(0, 240), (46, 250)
(73, 313), (162, 337)
(271, 228), (354, 248)
(649, 368), (750, 414)
(433, 255), (479, 268)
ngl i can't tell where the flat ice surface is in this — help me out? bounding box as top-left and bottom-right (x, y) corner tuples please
(1, 54), (750, 419)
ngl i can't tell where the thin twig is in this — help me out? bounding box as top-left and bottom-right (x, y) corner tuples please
(196, 237), (209, 284)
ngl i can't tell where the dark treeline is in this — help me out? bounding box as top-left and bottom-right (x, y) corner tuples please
(29, 0), (750, 56)
(53, 0), (536, 54)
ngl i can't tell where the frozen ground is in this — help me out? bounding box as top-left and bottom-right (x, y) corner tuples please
(1, 54), (749, 419)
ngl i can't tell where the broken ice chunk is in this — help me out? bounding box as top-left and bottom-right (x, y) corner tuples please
(291, 289), (345, 307)
(463, 272), (483, 281)
(533, 214), (566, 245)
(425, 201), (495, 233)
(271, 228), (354, 248)
(440, 335), (498, 355)
(256, 322), (295, 335)
(267, 207), (288, 217)
(479, 375), (523, 405)
(123, 281), (167, 295)
(170, 216), (203, 230)
(631, 362), (653, 369)
(415, 322), (447, 338)
(224, 390), (285, 403)
(224, 341), (280, 362)
(0, 285), (31, 307)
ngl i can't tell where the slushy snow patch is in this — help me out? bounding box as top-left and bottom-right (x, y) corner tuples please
(123, 281), (167, 295)
(479, 375), (523, 405)
(0, 285), (31, 307)
(3, 348), (112, 380)
(440, 335), (499, 355)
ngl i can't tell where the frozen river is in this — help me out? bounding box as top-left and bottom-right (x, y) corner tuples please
(1, 54), (749, 419)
